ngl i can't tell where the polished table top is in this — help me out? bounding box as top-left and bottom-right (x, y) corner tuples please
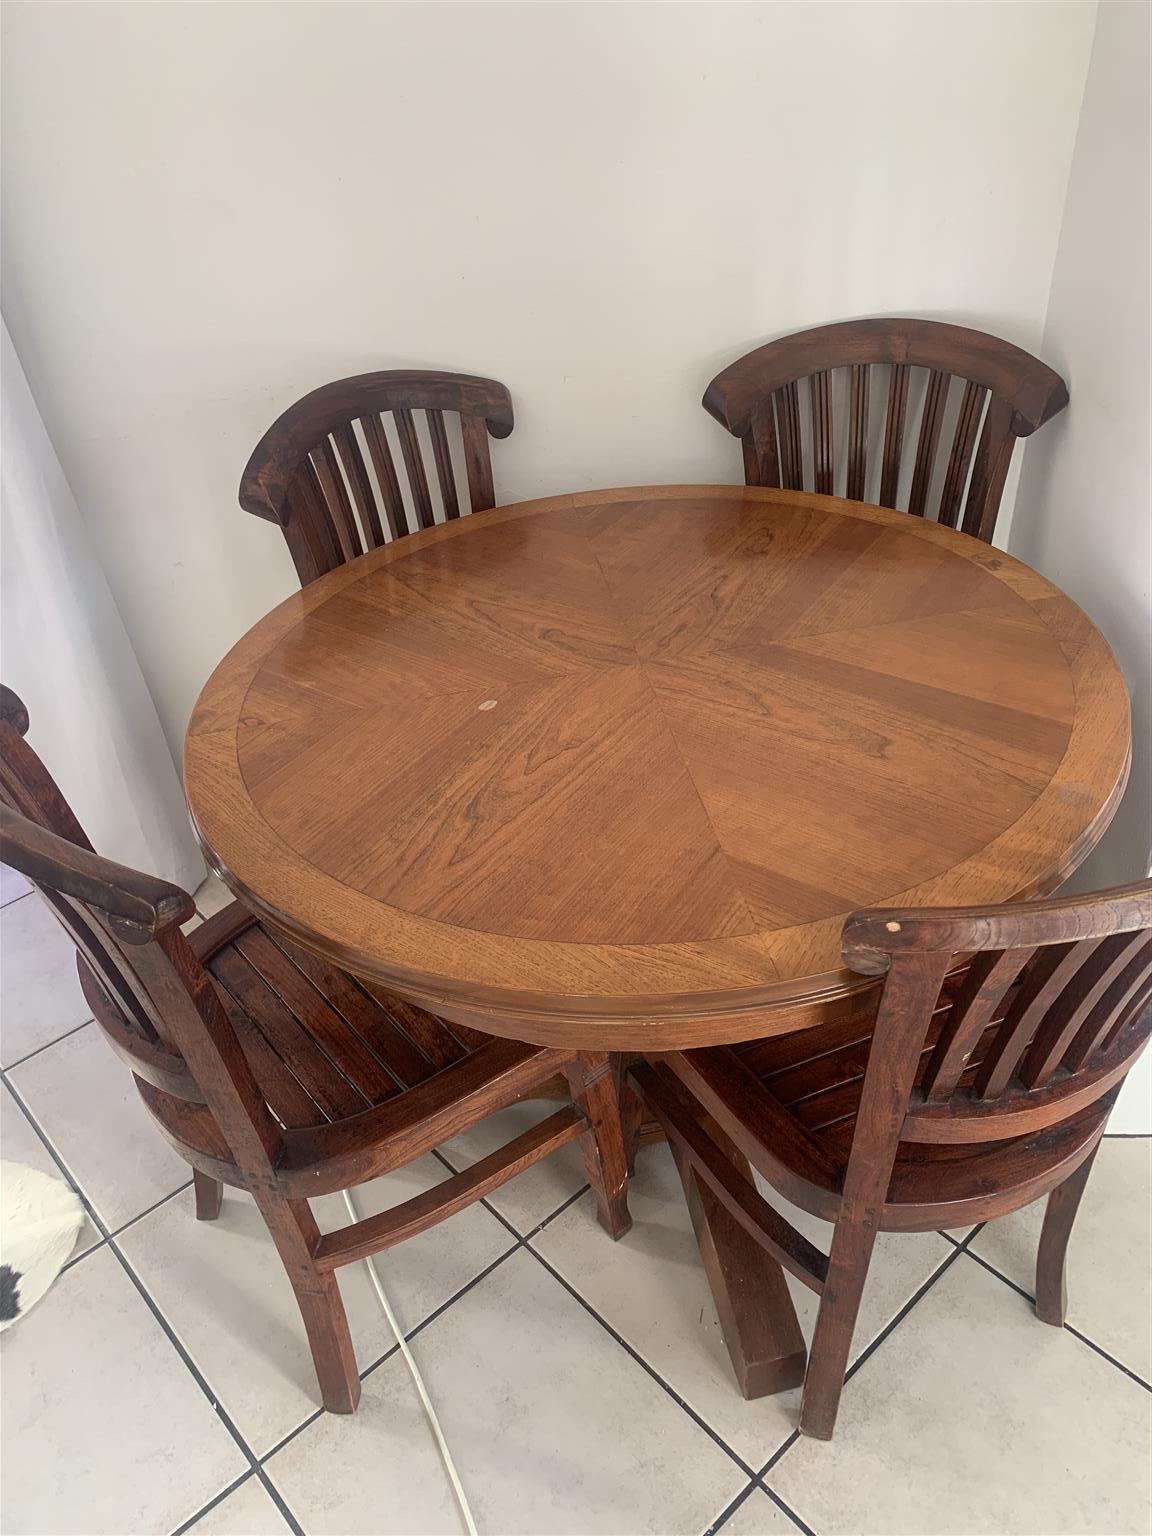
(185, 486), (1131, 1047)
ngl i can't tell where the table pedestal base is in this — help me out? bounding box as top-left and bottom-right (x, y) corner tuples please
(669, 1140), (808, 1398)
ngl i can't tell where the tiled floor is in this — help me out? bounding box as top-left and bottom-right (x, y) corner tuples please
(2, 872), (1150, 1536)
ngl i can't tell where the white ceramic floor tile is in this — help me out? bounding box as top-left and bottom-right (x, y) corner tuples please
(183, 1477), (294, 1536)
(265, 1351), (464, 1536)
(0, 1245), (246, 1535)
(535, 1143), (954, 1464)
(269, 1247), (747, 1536)
(118, 1154), (514, 1456)
(717, 1488), (803, 1535)
(0, 891), (91, 1066)
(970, 1136), (1152, 1381)
(194, 872), (238, 920)
(7, 1023), (190, 1230)
(1, 1082), (100, 1262)
(438, 1096), (589, 1233)
(1, 863), (30, 906)
(768, 1254), (1152, 1536)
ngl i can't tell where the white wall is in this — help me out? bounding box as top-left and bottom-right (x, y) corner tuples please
(1, 1), (1095, 754)
(1010, 1), (1152, 1131)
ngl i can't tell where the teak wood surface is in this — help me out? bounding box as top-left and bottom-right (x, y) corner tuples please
(703, 318), (1068, 544)
(186, 482), (1131, 1412)
(186, 485), (1131, 1052)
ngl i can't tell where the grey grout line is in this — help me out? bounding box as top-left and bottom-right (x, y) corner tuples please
(936, 1228), (976, 1248)
(760, 1480), (817, 1536)
(429, 1143), (592, 1245)
(960, 1245), (1152, 1392)
(110, 1179), (195, 1238)
(1065, 1321), (1152, 1390)
(3, 1057), (193, 1257)
(758, 1226), (984, 1488)
(1, 1071), (111, 1237)
(758, 1428), (799, 1479)
(10, 1032), (1150, 1536)
(396, 1240), (524, 1351)
(839, 1226), (979, 1385)
(523, 1180), (592, 1237)
(260, 1235), (529, 1469)
(110, 1234), (305, 1536)
(0, 885), (33, 911)
(169, 1468), (257, 1536)
(1, 1015), (95, 1072)
(702, 1477), (759, 1536)
(528, 1243), (758, 1479)
(2, 1070), (306, 1536)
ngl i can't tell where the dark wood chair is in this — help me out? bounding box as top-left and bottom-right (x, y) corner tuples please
(239, 370), (515, 585)
(0, 686), (630, 1415)
(631, 881), (1152, 1439)
(703, 318), (1069, 542)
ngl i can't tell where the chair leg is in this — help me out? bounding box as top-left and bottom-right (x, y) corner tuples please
(1036, 1143), (1099, 1327)
(620, 1066), (646, 1177)
(799, 1219), (879, 1441)
(565, 1052), (632, 1239)
(259, 1194), (361, 1413)
(193, 1169), (223, 1221)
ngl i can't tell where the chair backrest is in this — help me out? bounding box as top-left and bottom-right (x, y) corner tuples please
(842, 881), (1152, 1153)
(703, 318), (1069, 543)
(0, 688), (281, 1173)
(239, 369), (515, 585)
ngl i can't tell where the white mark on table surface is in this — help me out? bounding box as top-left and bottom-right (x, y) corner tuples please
(478, 699), (498, 711)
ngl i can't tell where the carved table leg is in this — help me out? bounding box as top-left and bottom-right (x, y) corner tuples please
(669, 1123), (807, 1399)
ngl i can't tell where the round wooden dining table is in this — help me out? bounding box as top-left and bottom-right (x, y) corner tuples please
(185, 483), (1131, 1399)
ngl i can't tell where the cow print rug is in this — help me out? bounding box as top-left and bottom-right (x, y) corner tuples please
(0, 1161), (85, 1329)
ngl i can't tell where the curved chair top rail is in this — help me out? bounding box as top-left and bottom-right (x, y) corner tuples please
(240, 369), (515, 525)
(843, 879), (1152, 974)
(704, 318), (1069, 441)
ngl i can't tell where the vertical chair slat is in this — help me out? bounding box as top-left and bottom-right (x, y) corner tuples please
(919, 948), (1032, 1101)
(937, 380), (986, 528)
(460, 413), (496, 512)
(973, 941), (1105, 1100)
(810, 371), (833, 495)
(744, 396), (781, 488)
(311, 439), (362, 564)
(961, 395), (1015, 543)
(394, 408), (435, 530)
(333, 423), (385, 550)
(426, 409), (461, 520)
(240, 371), (513, 583)
(879, 364), (909, 508)
(361, 415), (407, 540)
(907, 370), (949, 519)
(1099, 976), (1152, 1056)
(1064, 939), (1152, 1067)
(702, 320), (1068, 547)
(285, 460), (343, 583)
(845, 364), (870, 501)
(1018, 931), (1148, 1088)
(775, 383), (803, 491)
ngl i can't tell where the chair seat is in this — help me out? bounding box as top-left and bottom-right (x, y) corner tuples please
(676, 995), (1108, 1230)
(191, 902), (494, 1131)
(79, 898), (561, 1185)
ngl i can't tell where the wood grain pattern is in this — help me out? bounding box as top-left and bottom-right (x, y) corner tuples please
(240, 370), (514, 584)
(0, 694), (633, 1417)
(185, 485), (1130, 1050)
(634, 877), (1151, 1437)
(704, 318), (1068, 541)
